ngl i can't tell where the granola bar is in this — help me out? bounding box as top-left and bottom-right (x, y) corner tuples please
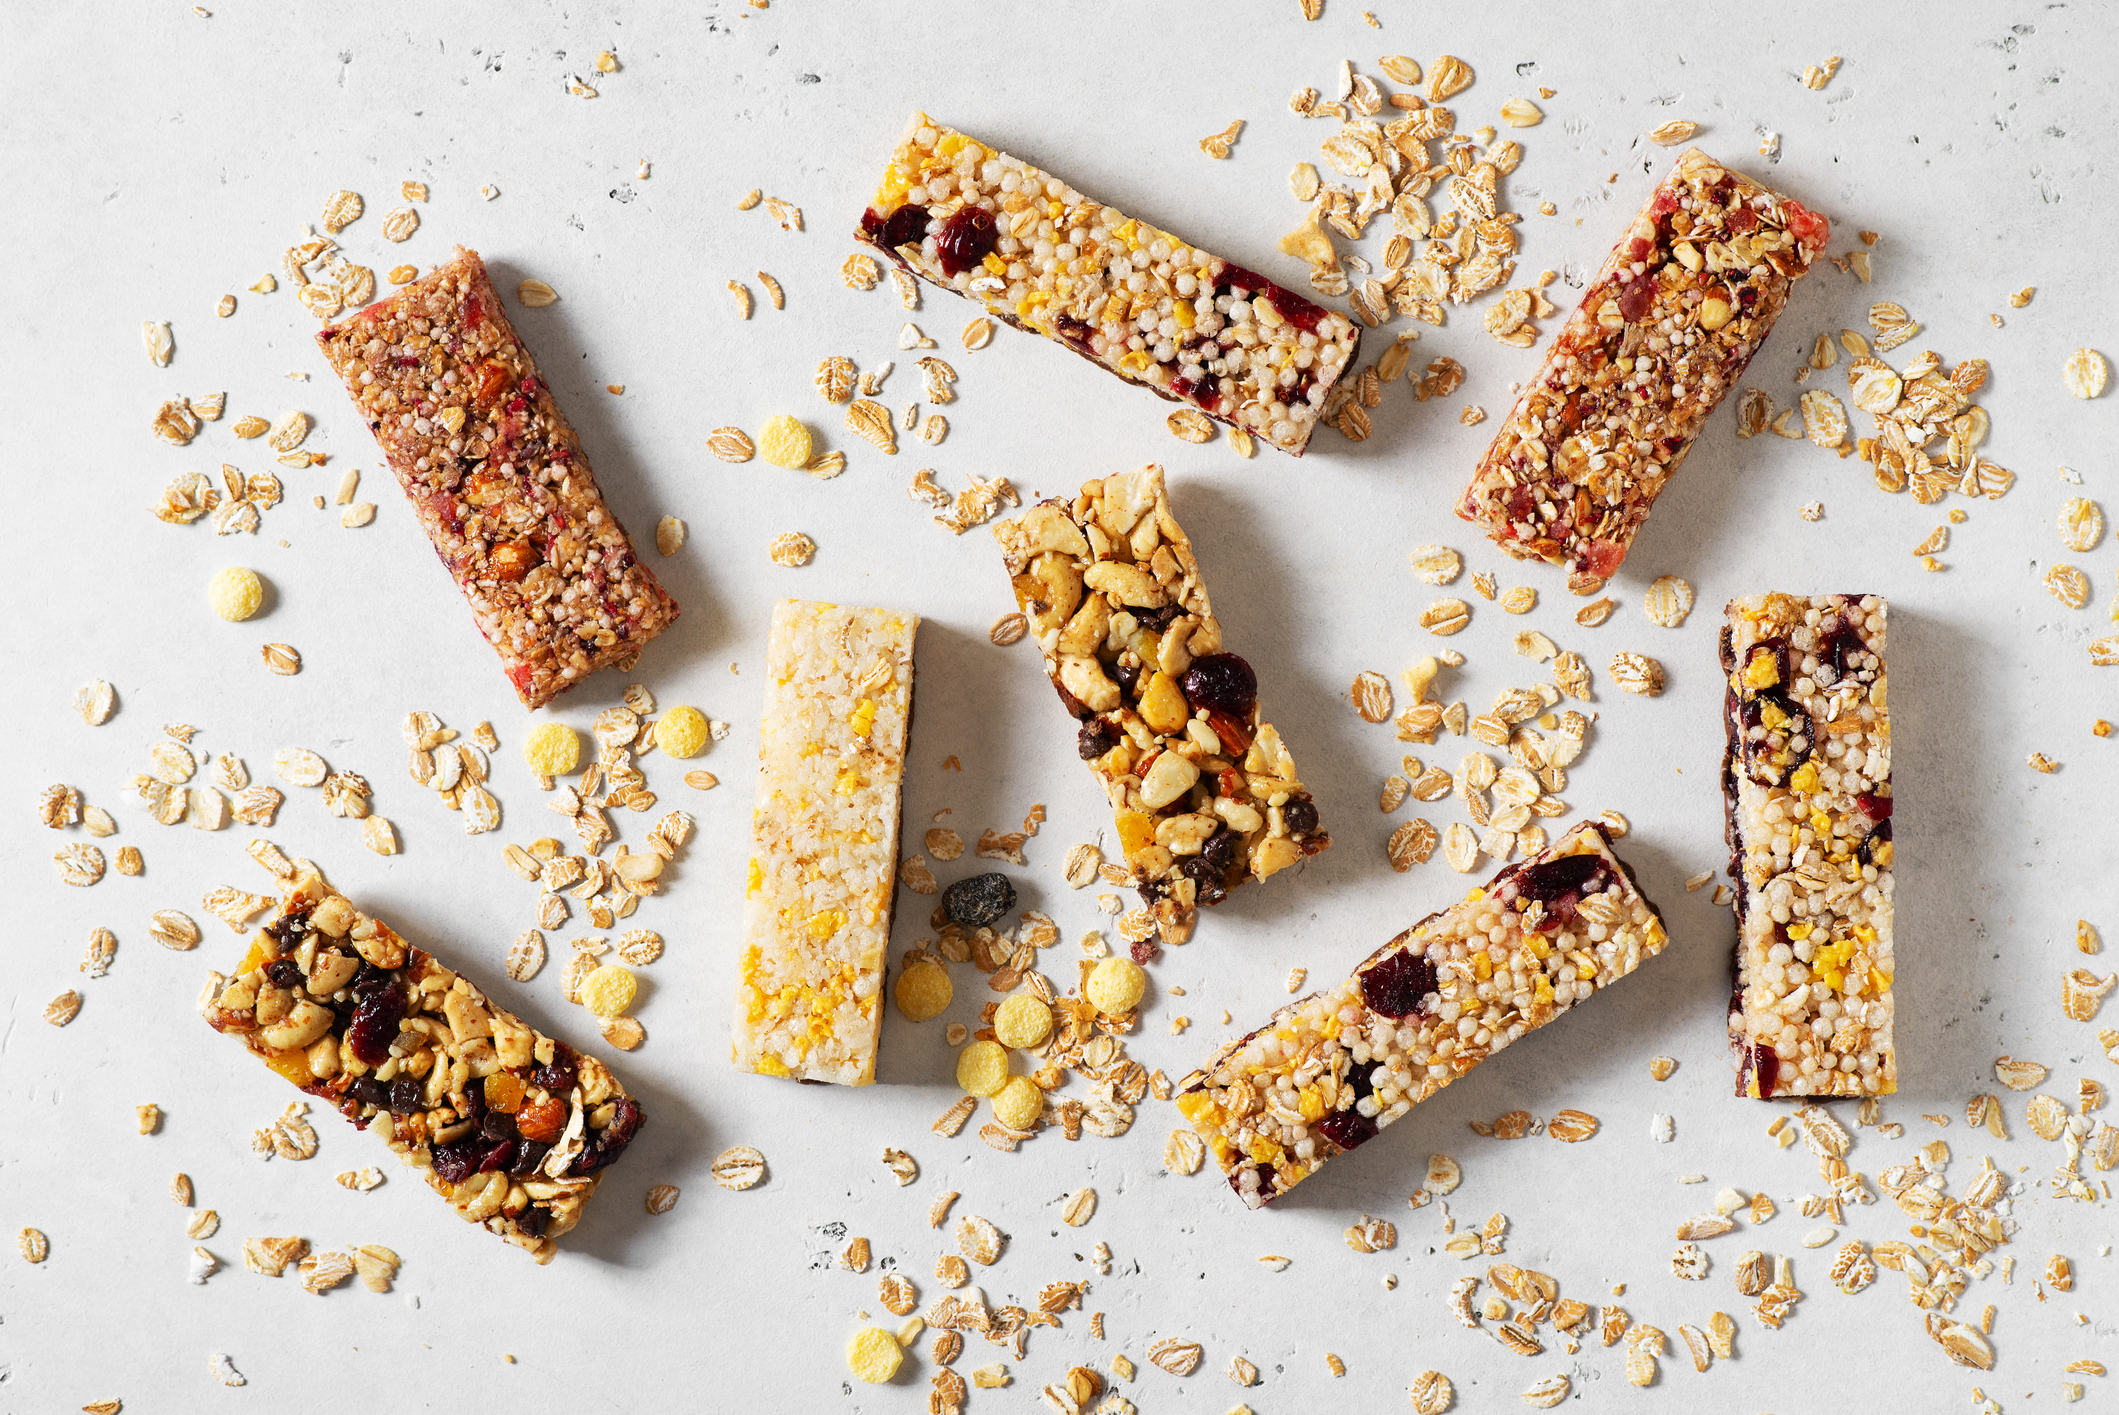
(315, 248), (678, 708)
(733, 599), (918, 1085)
(1176, 822), (1664, 1207)
(856, 111), (1360, 456)
(1721, 594), (1894, 1098)
(1457, 149), (1830, 593)
(200, 862), (641, 1263)
(994, 466), (1328, 948)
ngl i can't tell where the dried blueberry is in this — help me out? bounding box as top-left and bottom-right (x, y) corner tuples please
(1359, 949), (1437, 1020)
(1282, 798), (1319, 837)
(387, 1076), (423, 1116)
(1200, 826), (1242, 874)
(348, 1076), (387, 1110)
(1315, 1108), (1379, 1151)
(264, 958), (304, 988)
(944, 872), (1016, 929)
(346, 984), (406, 1067)
(1180, 653), (1256, 719)
(1077, 717), (1120, 761)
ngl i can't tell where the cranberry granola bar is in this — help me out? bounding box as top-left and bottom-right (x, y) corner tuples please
(733, 599), (918, 1085)
(1176, 821), (1664, 1207)
(201, 859), (642, 1262)
(315, 248), (678, 708)
(856, 111), (1360, 456)
(995, 466), (1329, 949)
(1721, 593), (1894, 1099)
(1457, 149), (1830, 593)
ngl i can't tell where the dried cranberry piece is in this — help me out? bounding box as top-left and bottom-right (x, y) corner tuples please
(1078, 717), (1120, 761)
(1727, 205), (1759, 234)
(1616, 277), (1656, 323)
(1360, 949), (1437, 1020)
(264, 958), (304, 988)
(1856, 818), (1892, 868)
(1511, 852), (1606, 903)
(865, 203), (927, 251)
(346, 984), (405, 1067)
(1130, 939), (1162, 966)
(476, 1139), (515, 1173)
(1259, 285), (1325, 333)
(934, 206), (998, 277)
(1053, 313), (1095, 349)
(1180, 653), (1257, 719)
(1741, 1042), (1781, 1098)
(1740, 687), (1811, 787)
(1315, 1108), (1379, 1151)
(387, 1076), (423, 1115)
(1856, 793), (1892, 821)
(574, 1097), (644, 1175)
(1283, 799), (1319, 837)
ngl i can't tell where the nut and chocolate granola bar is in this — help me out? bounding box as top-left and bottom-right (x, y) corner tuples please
(315, 248), (678, 708)
(1176, 822), (1664, 1207)
(1457, 150), (1830, 593)
(733, 599), (918, 1085)
(1721, 593), (1894, 1098)
(201, 861), (641, 1262)
(995, 466), (1328, 949)
(856, 111), (1360, 456)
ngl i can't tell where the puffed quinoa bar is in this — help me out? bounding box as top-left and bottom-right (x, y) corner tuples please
(315, 248), (679, 708)
(995, 466), (1328, 950)
(1457, 150), (1830, 593)
(200, 862), (642, 1263)
(733, 599), (918, 1085)
(857, 111), (1360, 456)
(1721, 594), (1894, 1098)
(1176, 822), (1664, 1207)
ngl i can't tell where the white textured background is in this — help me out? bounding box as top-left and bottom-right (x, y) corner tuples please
(3, 1), (2115, 1409)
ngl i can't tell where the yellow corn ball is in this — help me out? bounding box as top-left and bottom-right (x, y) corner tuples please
(208, 566), (265, 622)
(845, 1326), (903, 1384)
(757, 414), (814, 470)
(954, 1039), (1009, 1097)
(579, 963), (638, 1018)
(521, 722), (582, 776)
(1086, 956), (1146, 1015)
(992, 993), (1053, 1049)
(991, 1075), (1043, 1130)
(655, 705), (711, 758)
(894, 958), (953, 1022)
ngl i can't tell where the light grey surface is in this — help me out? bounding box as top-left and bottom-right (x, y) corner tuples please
(3, 1), (2115, 1408)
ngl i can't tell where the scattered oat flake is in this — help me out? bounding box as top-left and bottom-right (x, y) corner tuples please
(1199, 119), (1244, 158)
(2064, 349), (2111, 400)
(710, 1145), (766, 1190)
(1649, 119), (1699, 145)
(726, 281), (752, 319)
(2047, 564), (2091, 610)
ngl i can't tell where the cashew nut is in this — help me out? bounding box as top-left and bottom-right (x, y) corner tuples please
(260, 998), (335, 1050)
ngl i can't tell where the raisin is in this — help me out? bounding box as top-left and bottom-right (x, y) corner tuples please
(1180, 653), (1257, 719)
(508, 1139), (553, 1178)
(481, 1110), (518, 1142)
(429, 1140), (477, 1185)
(1178, 855), (1229, 907)
(1077, 717), (1120, 761)
(387, 1076), (423, 1115)
(264, 958), (303, 988)
(1360, 949), (1437, 1020)
(1200, 826), (1242, 874)
(516, 1205), (550, 1239)
(1283, 798), (1319, 837)
(348, 1076), (387, 1110)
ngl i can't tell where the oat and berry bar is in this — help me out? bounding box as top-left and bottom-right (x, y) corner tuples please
(733, 599), (918, 1085)
(315, 247), (678, 708)
(1721, 594), (1894, 1099)
(856, 111), (1360, 456)
(1176, 821), (1664, 1207)
(1457, 149), (1831, 594)
(995, 466), (1328, 950)
(200, 860), (641, 1263)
